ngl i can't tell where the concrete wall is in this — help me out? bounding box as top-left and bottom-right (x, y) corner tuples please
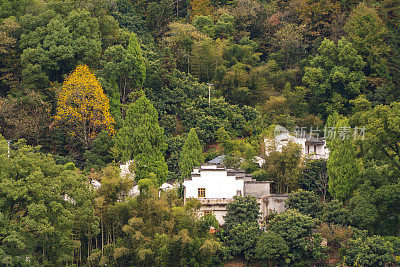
(196, 199), (231, 224)
(244, 182), (270, 198)
(198, 195), (288, 224)
(263, 195), (288, 217)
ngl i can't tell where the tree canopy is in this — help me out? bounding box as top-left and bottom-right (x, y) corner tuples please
(179, 128), (204, 180)
(1, 0), (400, 264)
(55, 64), (115, 150)
(116, 95), (168, 184)
(0, 137), (97, 265)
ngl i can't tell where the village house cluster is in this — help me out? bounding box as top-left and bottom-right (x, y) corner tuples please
(113, 131), (330, 225)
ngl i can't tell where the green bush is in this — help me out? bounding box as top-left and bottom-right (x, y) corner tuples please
(254, 231), (289, 263)
(220, 222), (261, 260)
(268, 209), (325, 265)
(252, 169), (268, 180)
(285, 190), (324, 219)
(342, 235), (397, 266)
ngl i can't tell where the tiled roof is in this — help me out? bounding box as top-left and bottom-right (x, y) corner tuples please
(207, 155), (226, 164)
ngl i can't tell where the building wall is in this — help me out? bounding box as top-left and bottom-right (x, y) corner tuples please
(197, 210), (227, 224)
(263, 195), (288, 217)
(120, 160), (135, 179)
(184, 167), (244, 199)
(184, 165), (287, 225)
(244, 182), (270, 197)
(212, 211), (226, 224)
(264, 135), (329, 160)
(197, 195), (288, 224)
(195, 199), (231, 224)
(305, 143), (326, 158)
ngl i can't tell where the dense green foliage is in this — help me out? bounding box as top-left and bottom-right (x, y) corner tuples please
(89, 188), (224, 266)
(327, 118), (361, 202)
(1, 0), (400, 264)
(116, 95), (168, 184)
(268, 210), (325, 265)
(342, 235), (396, 266)
(0, 137), (97, 265)
(254, 231), (289, 264)
(303, 38), (366, 116)
(178, 128), (204, 180)
(223, 196), (260, 228)
(263, 141), (303, 193)
(299, 159), (329, 200)
(220, 196), (260, 260)
(99, 33), (146, 120)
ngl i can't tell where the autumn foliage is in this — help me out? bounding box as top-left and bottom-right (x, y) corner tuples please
(296, 0), (340, 38)
(190, 0), (213, 19)
(55, 65), (115, 149)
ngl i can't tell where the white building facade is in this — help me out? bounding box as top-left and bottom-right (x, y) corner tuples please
(183, 164), (287, 224)
(184, 165), (245, 199)
(266, 132), (329, 160)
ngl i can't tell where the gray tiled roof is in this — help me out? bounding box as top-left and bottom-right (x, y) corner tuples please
(304, 134), (325, 145)
(207, 155), (226, 164)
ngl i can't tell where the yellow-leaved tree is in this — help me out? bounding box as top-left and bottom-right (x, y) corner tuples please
(55, 65), (115, 149)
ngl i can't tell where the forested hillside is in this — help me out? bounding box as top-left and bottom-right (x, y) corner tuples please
(0, 0), (400, 265)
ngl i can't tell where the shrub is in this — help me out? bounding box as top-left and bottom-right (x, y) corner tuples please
(285, 190), (324, 219)
(319, 223), (353, 251)
(342, 235), (396, 266)
(268, 209), (325, 265)
(220, 222), (261, 260)
(254, 231), (289, 263)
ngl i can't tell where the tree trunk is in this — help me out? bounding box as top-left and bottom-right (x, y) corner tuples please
(101, 218), (104, 250)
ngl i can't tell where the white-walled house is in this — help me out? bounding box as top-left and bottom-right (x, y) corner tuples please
(183, 163), (287, 224)
(120, 160), (135, 179)
(119, 160), (178, 197)
(265, 132), (329, 160)
(184, 165), (246, 199)
(90, 161), (178, 198)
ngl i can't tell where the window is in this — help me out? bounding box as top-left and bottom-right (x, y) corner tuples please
(204, 211), (212, 216)
(236, 190), (242, 196)
(314, 145), (317, 154)
(307, 145), (310, 154)
(198, 188), (206, 198)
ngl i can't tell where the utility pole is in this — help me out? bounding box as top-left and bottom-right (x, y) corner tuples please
(207, 83), (213, 107)
(6, 140), (11, 158)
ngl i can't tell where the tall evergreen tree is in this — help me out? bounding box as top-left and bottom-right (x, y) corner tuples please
(179, 128), (204, 180)
(116, 95), (168, 184)
(345, 3), (394, 104)
(345, 3), (390, 79)
(327, 118), (361, 202)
